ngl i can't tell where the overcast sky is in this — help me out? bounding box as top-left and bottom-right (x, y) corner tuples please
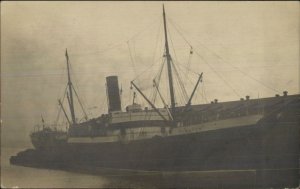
(1, 1), (299, 145)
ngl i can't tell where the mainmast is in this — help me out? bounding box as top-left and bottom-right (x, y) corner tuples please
(163, 5), (176, 114)
(65, 49), (76, 125)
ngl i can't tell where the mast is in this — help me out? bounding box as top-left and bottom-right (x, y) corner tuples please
(163, 5), (176, 113)
(65, 49), (76, 125)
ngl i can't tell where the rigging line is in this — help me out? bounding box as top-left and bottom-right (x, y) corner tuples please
(183, 67), (196, 87)
(173, 73), (185, 105)
(157, 23), (164, 70)
(71, 17), (160, 57)
(129, 18), (161, 77)
(167, 17), (192, 48)
(160, 67), (169, 105)
(185, 47), (193, 77)
(71, 42), (125, 56)
(172, 59), (200, 75)
(194, 49), (242, 98)
(151, 18), (163, 66)
(193, 83), (200, 104)
(155, 58), (166, 85)
(194, 40), (223, 59)
(168, 16), (280, 93)
(193, 77), (207, 105)
(153, 59), (165, 101)
(148, 21), (163, 104)
(127, 41), (138, 77)
(176, 70), (189, 103)
(151, 46), (164, 105)
(151, 79), (159, 105)
(175, 73), (187, 106)
(153, 59), (165, 100)
(127, 16), (161, 42)
(132, 39), (140, 68)
(149, 75), (156, 103)
(151, 88), (157, 107)
(169, 19), (224, 62)
(69, 63), (91, 118)
(202, 80), (209, 103)
(172, 47), (240, 97)
(168, 26), (179, 62)
(168, 26), (189, 102)
(172, 77), (181, 105)
(72, 84), (88, 120)
(132, 56), (163, 82)
(196, 82), (203, 104)
(175, 61), (203, 98)
(55, 88), (65, 126)
(152, 59), (166, 105)
(54, 60), (68, 123)
(129, 87), (133, 105)
(201, 85), (206, 103)
(170, 61), (186, 104)
(172, 57), (195, 86)
(55, 85), (68, 125)
(193, 41), (281, 93)
(69, 64), (82, 104)
(227, 62), (280, 93)
(171, 60), (189, 102)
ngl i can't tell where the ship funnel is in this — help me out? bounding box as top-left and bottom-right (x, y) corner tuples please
(106, 76), (121, 112)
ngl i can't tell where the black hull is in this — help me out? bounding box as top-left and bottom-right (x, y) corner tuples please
(11, 109), (299, 188)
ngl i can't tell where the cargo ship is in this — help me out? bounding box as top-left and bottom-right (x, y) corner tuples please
(10, 5), (299, 188)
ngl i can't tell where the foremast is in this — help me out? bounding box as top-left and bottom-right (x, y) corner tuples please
(163, 5), (176, 114)
(65, 49), (76, 125)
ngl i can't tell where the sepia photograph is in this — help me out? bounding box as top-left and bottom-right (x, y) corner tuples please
(1, 1), (299, 188)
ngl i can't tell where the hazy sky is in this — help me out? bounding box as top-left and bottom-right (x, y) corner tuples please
(1, 1), (299, 145)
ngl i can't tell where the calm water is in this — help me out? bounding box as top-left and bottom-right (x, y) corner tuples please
(2, 147), (106, 188)
(1, 146), (152, 188)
